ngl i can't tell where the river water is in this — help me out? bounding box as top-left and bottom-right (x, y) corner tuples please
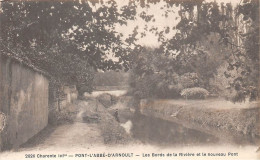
(131, 112), (219, 146)
(87, 90), (258, 146)
(84, 90), (127, 97)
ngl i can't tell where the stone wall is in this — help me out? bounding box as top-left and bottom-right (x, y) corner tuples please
(0, 55), (49, 150)
(48, 84), (78, 114)
(60, 85), (78, 109)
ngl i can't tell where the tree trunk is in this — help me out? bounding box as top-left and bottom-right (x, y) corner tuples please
(76, 85), (84, 100)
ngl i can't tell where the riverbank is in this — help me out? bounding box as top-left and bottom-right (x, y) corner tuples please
(140, 99), (260, 145)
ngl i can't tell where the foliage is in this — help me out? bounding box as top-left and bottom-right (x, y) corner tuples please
(180, 87), (209, 99)
(0, 0), (138, 93)
(97, 93), (118, 108)
(1, 0), (258, 102)
(208, 62), (237, 99)
(229, 0), (259, 102)
(135, 0), (259, 101)
(48, 110), (76, 126)
(128, 71), (163, 99)
(128, 47), (183, 99)
(179, 72), (199, 89)
(93, 71), (129, 87)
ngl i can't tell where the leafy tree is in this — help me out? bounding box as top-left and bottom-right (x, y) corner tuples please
(0, 0), (138, 96)
(230, 0), (259, 101)
(1, 0), (258, 102)
(93, 71), (129, 87)
(133, 0), (259, 101)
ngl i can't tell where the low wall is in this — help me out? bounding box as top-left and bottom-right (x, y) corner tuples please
(0, 55), (49, 150)
(48, 84), (78, 111)
(60, 86), (78, 109)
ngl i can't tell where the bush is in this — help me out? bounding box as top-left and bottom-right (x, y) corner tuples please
(180, 87), (209, 99)
(155, 82), (182, 99)
(97, 93), (118, 108)
(128, 73), (163, 99)
(179, 72), (199, 88)
(48, 110), (76, 125)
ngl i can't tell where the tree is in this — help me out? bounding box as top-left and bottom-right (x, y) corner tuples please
(134, 0), (259, 101)
(1, 0), (258, 101)
(230, 0), (259, 101)
(0, 0), (138, 95)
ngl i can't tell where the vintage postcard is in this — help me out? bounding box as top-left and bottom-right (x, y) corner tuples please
(0, 0), (259, 160)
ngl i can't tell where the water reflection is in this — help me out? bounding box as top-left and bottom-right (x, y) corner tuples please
(131, 112), (219, 146)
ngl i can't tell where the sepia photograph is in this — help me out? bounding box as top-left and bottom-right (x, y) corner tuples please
(0, 0), (259, 160)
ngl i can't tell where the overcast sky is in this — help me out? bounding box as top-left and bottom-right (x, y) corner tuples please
(114, 0), (239, 47)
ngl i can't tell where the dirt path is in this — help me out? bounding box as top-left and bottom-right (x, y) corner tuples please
(9, 101), (105, 153)
(27, 100), (105, 151)
(0, 98), (133, 156)
(29, 122), (104, 151)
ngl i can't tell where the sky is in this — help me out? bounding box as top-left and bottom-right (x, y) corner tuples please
(115, 0), (180, 47)
(114, 0), (240, 47)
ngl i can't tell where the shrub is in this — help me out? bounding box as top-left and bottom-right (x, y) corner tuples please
(128, 73), (163, 99)
(155, 83), (182, 98)
(179, 72), (199, 88)
(48, 110), (75, 125)
(97, 93), (118, 108)
(180, 87), (209, 99)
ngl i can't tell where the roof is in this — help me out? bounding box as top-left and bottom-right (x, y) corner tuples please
(0, 46), (50, 78)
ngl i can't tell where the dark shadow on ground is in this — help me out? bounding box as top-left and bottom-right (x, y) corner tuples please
(18, 125), (57, 150)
